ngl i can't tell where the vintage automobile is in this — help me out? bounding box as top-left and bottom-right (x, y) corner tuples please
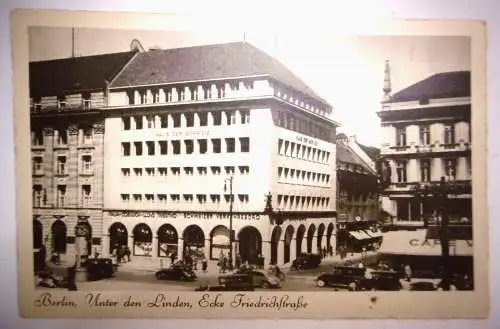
(155, 265), (197, 282)
(314, 266), (402, 291)
(235, 269), (281, 289)
(86, 258), (116, 281)
(409, 281), (437, 291)
(436, 273), (474, 291)
(290, 253), (322, 270)
(196, 274), (255, 291)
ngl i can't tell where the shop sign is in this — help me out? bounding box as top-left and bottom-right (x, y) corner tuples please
(155, 129), (210, 138)
(296, 135), (318, 147)
(409, 239), (473, 247)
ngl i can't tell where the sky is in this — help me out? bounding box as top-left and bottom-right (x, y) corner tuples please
(29, 27), (471, 147)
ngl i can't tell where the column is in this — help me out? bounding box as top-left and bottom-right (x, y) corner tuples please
(197, 85), (204, 100)
(102, 234), (110, 257)
(290, 238), (297, 263)
(221, 111), (228, 126)
(152, 236), (158, 259)
(159, 89), (166, 103)
(177, 237), (184, 260)
(207, 111), (214, 126)
(261, 241), (271, 265)
(311, 234), (318, 254)
(128, 234), (134, 257)
(277, 240), (284, 265)
(181, 113), (187, 127)
(171, 88), (178, 102)
(194, 112), (200, 127)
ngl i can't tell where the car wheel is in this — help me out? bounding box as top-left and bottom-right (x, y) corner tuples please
(155, 273), (163, 280)
(262, 282), (270, 289)
(316, 280), (326, 288)
(348, 282), (358, 291)
(450, 285), (457, 291)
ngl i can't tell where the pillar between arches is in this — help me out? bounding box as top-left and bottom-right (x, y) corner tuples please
(289, 238), (297, 263)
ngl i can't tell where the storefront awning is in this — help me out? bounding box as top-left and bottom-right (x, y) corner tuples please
(349, 230), (371, 240)
(364, 229), (383, 238)
(379, 229), (473, 257)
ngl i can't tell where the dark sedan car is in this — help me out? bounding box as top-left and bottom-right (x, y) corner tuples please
(155, 265), (197, 282)
(291, 253), (322, 270)
(235, 270), (281, 289)
(436, 274), (474, 291)
(87, 258), (116, 281)
(315, 266), (367, 291)
(409, 281), (437, 291)
(195, 274), (255, 291)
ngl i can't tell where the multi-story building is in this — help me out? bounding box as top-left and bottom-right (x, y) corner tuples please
(335, 134), (382, 253)
(30, 50), (137, 266)
(101, 42), (340, 266)
(377, 61), (472, 229)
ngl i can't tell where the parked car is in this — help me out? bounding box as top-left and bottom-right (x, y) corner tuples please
(314, 266), (368, 291)
(86, 258), (116, 281)
(409, 281), (437, 291)
(196, 274), (255, 291)
(436, 273), (473, 291)
(235, 269), (281, 289)
(364, 270), (402, 291)
(155, 265), (197, 282)
(291, 253), (322, 270)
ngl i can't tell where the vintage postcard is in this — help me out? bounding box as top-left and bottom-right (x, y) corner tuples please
(11, 9), (488, 319)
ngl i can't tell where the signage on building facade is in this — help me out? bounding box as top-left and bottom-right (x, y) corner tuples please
(155, 129), (210, 138)
(296, 135), (319, 147)
(107, 210), (260, 221)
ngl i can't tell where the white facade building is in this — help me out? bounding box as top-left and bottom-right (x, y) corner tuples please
(101, 42), (340, 266)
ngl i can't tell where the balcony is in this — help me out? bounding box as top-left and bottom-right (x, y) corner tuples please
(382, 141), (470, 156)
(30, 95), (105, 114)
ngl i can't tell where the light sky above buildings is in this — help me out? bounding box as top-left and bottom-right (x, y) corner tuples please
(29, 27), (471, 147)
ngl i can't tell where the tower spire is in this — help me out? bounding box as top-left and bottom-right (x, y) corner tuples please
(383, 59), (392, 102)
(71, 27), (76, 57)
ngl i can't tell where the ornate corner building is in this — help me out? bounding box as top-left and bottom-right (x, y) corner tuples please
(377, 60), (472, 230)
(30, 41), (340, 267)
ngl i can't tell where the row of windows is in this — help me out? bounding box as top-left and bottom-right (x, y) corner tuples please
(32, 155), (93, 175)
(31, 127), (94, 147)
(395, 124), (468, 147)
(276, 194), (331, 210)
(273, 110), (333, 142)
(393, 158), (469, 183)
(122, 109), (250, 130)
(120, 193), (249, 204)
(121, 137), (250, 156)
(277, 166), (331, 186)
(278, 138), (331, 164)
(32, 184), (92, 208)
(121, 165), (250, 178)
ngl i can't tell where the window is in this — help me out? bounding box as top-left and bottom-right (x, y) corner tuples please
(121, 194), (130, 203)
(212, 111), (222, 126)
(134, 116), (143, 130)
(396, 127), (407, 147)
(170, 194), (180, 202)
(172, 113), (181, 128)
(420, 159), (431, 182)
(278, 139), (284, 155)
(82, 126), (93, 144)
(183, 194), (194, 203)
(134, 142), (143, 156)
(185, 140), (194, 154)
(197, 167), (207, 175)
(197, 194), (207, 204)
(145, 194), (154, 202)
(240, 109), (250, 124)
(240, 137), (250, 152)
(152, 89), (160, 103)
(121, 168), (130, 177)
(185, 113), (194, 127)
(210, 194), (221, 203)
(198, 112), (208, 126)
(32, 129), (44, 146)
(212, 139), (221, 153)
(238, 194), (249, 203)
(444, 124), (455, 145)
(56, 185), (66, 207)
(33, 185), (43, 207)
(225, 138), (235, 153)
(145, 167), (155, 176)
(419, 125), (431, 145)
(396, 161), (407, 183)
(160, 114), (168, 128)
(198, 139), (207, 154)
(122, 117), (131, 130)
(158, 167), (168, 176)
(157, 194), (167, 202)
(146, 116), (155, 129)
(55, 129), (68, 146)
(159, 141), (168, 155)
(239, 166), (249, 174)
(81, 185), (91, 206)
(133, 168), (143, 177)
(211, 166), (221, 175)
(146, 141), (155, 156)
(445, 159), (457, 179)
(184, 167), (194, 176)
(172, 140), (181, 154)
(32, 156), (42, 174)
(171, 167), (181, 176)
(81, 155), (92, 173)
(56, 156), (67, 175)
(122, 142), (131, 156)
(225, 110), (235, 125)
(224, 166), (235, 175)
(133, 194), (142, 202)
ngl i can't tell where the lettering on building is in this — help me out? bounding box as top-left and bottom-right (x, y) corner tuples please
(156, 129), (210, 138)
(296, 135), (318, 147)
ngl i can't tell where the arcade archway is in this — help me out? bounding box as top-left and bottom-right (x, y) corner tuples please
(210, 225), (230, 260)
(317, 223), (326, 253)
(132, 223), (152, 256)
(296, 224), (306, 257)
(157, 224), (178, 257)
(183, 225), (205, 255)
(307, 224), (316, 253)
(33, 219), (43, 249)
(51, 220), (67, 253)
(238, 226), (262, 265)
(326, 223), (334, 251)
(284, 225), (294, 264)
(109, 222), (128, 253)
(270, 226), (282, 265)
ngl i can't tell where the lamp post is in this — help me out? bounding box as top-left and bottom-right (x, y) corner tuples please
(437, 176), (452, 291)
(224, 176), (234, 271)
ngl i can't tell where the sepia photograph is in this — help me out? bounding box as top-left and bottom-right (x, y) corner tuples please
(11, 9), (488, 319)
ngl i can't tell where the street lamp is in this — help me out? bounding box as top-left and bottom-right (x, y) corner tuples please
(224, 175), (234, 271)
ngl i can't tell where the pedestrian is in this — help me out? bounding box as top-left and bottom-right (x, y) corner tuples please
(66, 262), (78, 291)
(322, 247), (327, 259)
(221, 255), (227, 273)
(404, 264), (412, 282)
(124, 246), (131, 262)
(201, 253), (208, 273)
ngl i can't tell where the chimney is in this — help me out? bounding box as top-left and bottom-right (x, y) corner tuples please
(382, 59), (392, 102)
